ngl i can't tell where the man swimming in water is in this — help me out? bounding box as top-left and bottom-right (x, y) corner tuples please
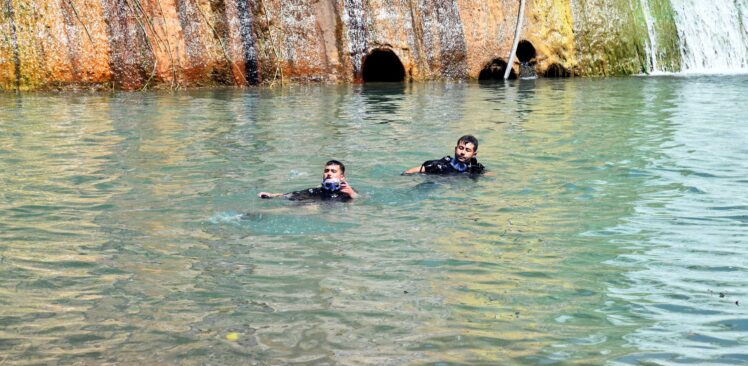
(258, 160), (358, 201)
(403, 135), (485, 175)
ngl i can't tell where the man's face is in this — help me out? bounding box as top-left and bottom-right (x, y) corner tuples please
(322, 164), (344, 180)
(454, 141), (477, 162)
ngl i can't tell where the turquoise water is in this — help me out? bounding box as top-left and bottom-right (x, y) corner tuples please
(1, 77), (746, 365)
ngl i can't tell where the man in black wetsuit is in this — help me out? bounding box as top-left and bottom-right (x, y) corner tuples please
(402, 135), (485, 175)
(257, 160), (358, 201)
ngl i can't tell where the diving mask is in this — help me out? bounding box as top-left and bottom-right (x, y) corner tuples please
(450, 157), (468, 172)
(322, 178), (342, 191)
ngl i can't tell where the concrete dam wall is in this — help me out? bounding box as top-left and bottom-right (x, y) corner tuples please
(2, 0), (742, 91)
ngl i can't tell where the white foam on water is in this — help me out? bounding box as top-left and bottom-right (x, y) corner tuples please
(209, 211), (245, 225)
(636, 69), (748, 77)
(675, 67), (748, 75)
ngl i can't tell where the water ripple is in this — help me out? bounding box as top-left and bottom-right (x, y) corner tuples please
(1, 78), (747, 364)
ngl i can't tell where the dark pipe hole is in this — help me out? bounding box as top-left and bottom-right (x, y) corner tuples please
(478, 59), (516, 80)
(516, 40), (536, 63)
(543, 63), (572, 78)
(362, 49), (405, 82)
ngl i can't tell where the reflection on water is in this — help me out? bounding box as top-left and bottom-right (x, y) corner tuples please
(1, 77), (747, 365)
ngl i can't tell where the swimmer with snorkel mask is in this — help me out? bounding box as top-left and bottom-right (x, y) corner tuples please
(402, 135), (485, 175)
(258, 160), (358, 202)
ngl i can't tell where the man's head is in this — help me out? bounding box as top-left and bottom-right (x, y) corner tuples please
(323, 160), (346, 180)
(454, 135), (479, 163)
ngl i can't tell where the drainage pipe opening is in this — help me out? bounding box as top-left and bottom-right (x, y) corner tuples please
(543, 63), (572, 78)
(479, 59), (516, 80)
(516, 40), (536, 63)
(362, 49), (406, 82)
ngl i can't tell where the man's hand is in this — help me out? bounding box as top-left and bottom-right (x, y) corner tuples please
(339, 182), (358, 199)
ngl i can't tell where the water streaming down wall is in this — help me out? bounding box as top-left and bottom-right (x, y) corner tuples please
(669, 0), (748, 72)
(1, 0), (747, 90)
(638, 0), (681, 73)
(641, 0), (661, 71)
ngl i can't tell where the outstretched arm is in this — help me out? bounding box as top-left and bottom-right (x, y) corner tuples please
(257, 192), (288, 199)
(402, 165), (424, 175)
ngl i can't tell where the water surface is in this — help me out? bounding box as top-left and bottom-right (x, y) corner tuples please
(1, 77), (747, 365)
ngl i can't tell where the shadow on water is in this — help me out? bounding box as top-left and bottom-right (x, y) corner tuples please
(358, 82), (406, 118)
(475, 77), (541, 127)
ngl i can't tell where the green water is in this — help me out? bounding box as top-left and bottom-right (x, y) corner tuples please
(1, 77), (746, 365)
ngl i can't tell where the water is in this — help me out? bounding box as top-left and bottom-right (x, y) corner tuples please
(640, 0), (660, 72)
(669, 0), (748, 73)
(1, 77), (747, 365)
(639, 0), (748, 74)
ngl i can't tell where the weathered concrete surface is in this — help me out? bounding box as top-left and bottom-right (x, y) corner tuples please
(526, 0), (575, 75)
(2, 0), (112, 90)
(1, 0), (676, 91)
(571, 0), (649, 76)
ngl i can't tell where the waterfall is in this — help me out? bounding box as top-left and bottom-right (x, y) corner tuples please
(640, 0), (660, 72)
(670, 0), (748, 73)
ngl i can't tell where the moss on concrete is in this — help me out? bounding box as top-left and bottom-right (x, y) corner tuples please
(572, 0), (649, 76)
(645, 0), (681, 72)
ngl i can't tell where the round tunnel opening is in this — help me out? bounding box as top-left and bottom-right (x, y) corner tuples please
(362, 49), (406, 82)
(543, 63), (572, 78)
(516, 40), (536, 63)
(478, 59), (516, 80)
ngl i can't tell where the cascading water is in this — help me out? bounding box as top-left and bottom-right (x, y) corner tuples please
(640, 0), (660, 72)
(669, 0), (748, 73)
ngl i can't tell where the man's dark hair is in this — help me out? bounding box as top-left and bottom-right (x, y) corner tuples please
(457, 135), (479, 151)
(325, 160), (345, 174)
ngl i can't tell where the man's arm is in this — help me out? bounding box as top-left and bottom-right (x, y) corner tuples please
(257, 192), (288, 199)
(404, 158), (447, 175)
(402, 165), (424, 175)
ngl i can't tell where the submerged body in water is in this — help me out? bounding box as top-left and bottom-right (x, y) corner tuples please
(403, 135), (485, 175)
(258, 160), (358, 202)
(285, 186), (352, 202)
(420, 156), (485, 175)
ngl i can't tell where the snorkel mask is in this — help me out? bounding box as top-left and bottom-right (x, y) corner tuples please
(322, 178), (342, 191)
(450, 157), (468, 172)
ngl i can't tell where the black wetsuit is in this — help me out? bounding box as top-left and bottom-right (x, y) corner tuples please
(421, 156), (485, 175)
(286, 187), (352, 202)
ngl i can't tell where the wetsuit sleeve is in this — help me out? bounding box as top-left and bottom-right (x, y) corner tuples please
(285, 188), (321, 201)
(421, 160), (440, 173)
(421, 157), (451, 174)
(470, 162), (486, 174)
